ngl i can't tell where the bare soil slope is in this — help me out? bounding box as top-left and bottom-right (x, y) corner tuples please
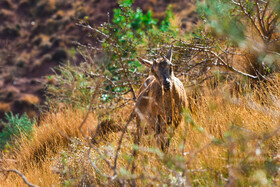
(0, 0), (195, 120)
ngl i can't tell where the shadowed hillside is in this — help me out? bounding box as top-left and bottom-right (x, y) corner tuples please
(0, 0), (195, 120)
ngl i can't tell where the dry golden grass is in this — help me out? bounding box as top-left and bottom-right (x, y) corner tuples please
(1, 77), (280, 186)
(20, 94), (40, 105)
(1, 107), (98, 186)
(0, 102), (11, 113)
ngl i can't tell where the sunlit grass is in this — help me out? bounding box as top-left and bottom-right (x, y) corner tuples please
(1, 77), (280, 186)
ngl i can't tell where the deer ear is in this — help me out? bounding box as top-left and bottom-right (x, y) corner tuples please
(163, 55), (175, 67)
(137, 57), (153, 68)
(166, 45), (173, 62)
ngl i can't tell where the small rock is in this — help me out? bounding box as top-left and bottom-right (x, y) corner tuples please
(32, 36), (42, 46)
(16, 60), (26, 68)
(35, 2), (55, 17)
(0, 0), (13, 9)
(0, 9), (14, 23)
(19, 94), (40, 105)
(17, 0), (33, 16)
(0, 27), (20, 39)
(0, 102), (11, 113)
(52, 48), (68, 62)
(30, 79), (40, 85)
(41, 54), (52, 63)
(0, 86), (20, 102)
(39, 43), (52, 56)
(50, 37), (62, 48)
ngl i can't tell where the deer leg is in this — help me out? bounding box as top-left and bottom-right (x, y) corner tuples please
(163, 117), (180, 152)
(160, 129), (170, 152)
(155, 115), (170, 152)
(158, 116), (181, 152)
(135, 116), (143, 145)
(131, 116), (143, 175)
(155, 115), (162, 149)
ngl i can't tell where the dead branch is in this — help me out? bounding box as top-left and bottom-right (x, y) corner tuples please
(76, 23), (109, 38)
(113, 109), (135, 171)
(0, 169), (39, 187)
(77, 23), (138, 101)
(77, 76), (116, 171)
(233, 0), (266, 42)
(87, 148), (117, 180)
(177, 39), (260, 79)
(115, 47), (137, 100)
(78, 78), (102, 138)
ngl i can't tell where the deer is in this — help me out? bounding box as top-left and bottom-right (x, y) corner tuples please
(134, 46), (187, 151)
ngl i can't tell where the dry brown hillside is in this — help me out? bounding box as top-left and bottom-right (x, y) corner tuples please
(0, 0), (195, 120)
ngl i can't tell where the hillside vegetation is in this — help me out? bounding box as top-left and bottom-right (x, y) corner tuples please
(1, 0), (280, 186)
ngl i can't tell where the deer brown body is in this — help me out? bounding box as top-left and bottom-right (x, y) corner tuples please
(135, 46), (187, 151)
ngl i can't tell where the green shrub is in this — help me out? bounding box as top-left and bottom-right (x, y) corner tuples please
(48, 0), (178, 108)
(196, 0), (246, 44)
(0, 112), (35, 150)
(98, 0), (178, 101)
(47, 62), (96, 107)
(196, 0), (280, 78)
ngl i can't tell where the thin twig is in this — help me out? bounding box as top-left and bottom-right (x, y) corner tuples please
(0, 169), (39, 187)
(87, 147), (117, 180)
(115, 47), (137, 100)
(76, 23), (109, 38)
(232, 0), (266, 42)
(77, 76), (115, 170)
(113, 109), (135, 171)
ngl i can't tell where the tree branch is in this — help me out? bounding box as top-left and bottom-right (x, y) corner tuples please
(0, 169), (39, 187)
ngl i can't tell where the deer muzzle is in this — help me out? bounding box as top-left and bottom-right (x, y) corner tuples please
(163, 79), (172, 91)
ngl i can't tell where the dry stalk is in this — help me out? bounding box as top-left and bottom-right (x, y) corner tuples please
(76, 22), (138, 101)
(0, 169), (39, 187)
(113, 109), (135, 171)
(115, 47), (137, 100)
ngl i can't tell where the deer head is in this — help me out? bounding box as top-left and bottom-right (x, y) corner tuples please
(137, 46), (175, 91)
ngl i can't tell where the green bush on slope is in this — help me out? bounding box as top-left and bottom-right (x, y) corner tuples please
(0, 112), (35, 150)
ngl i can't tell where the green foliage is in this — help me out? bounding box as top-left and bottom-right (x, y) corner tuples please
(0, 112), (35, 149)
(194, 0), (280, 79)
(160, 5), (177, 33)
(98, 0), (177, 101)
(54, 138), (96, 186)
(47, 62), (96, 107)
(197, 0), (245, 43)
(197, 0), (280, 45)
(48, 0), (178, 106)
(111, 1), (157, 43)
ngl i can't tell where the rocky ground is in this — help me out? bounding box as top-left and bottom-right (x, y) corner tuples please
(0, 0), (196, 121)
